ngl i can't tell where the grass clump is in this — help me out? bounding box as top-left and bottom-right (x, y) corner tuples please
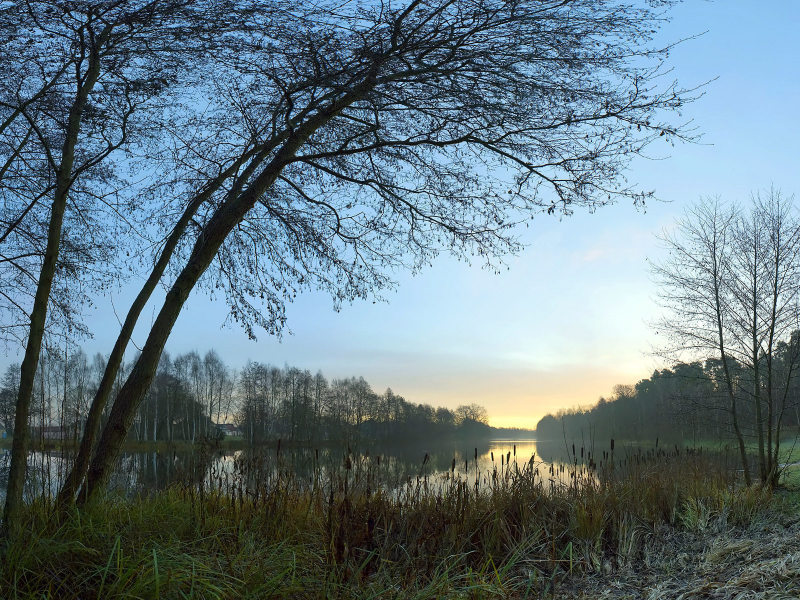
(0, 445), (785, 599)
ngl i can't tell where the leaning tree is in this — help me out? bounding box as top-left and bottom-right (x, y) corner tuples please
(72, 0), (701, 503)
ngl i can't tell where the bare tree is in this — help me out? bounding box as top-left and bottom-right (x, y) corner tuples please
(652, 191), (800, 486)
(455, 403), (490, 426)
(651, 197), (751, 483)
(729, 190), (800, 484)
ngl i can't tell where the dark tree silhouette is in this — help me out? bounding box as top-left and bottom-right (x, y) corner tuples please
(0, 0), (234, 535)
(18, 0), (700, 503)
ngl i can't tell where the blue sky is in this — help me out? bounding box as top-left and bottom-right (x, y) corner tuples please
(4, 1), (800, 429)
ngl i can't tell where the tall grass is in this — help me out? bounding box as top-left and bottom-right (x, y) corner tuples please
(0, 442), (776, 599)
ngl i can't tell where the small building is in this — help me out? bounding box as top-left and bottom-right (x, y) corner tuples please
(37, 425), (68, 440)
(216, 423), (243, 437)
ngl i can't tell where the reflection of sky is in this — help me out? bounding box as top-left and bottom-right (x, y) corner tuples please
(3, 1), (799, 429)
(0, 441), (587, 498)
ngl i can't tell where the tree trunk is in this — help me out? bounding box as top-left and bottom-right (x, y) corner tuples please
(713, 246), (752, 486)
(79, 89), (364, 501)
(3, 37), (105, 535)
(764, 232), (783, 485)
(753, 355), (766, 482)
(56, 151), (264, 510)
(752, 298), (766, 482)
(771, 338), (800, 487)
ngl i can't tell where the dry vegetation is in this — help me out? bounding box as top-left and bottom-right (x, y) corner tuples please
(1, 443), (796, 599)
(558, 502), (800, 599)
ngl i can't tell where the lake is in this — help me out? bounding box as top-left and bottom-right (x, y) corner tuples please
(0, 437), (607, 503)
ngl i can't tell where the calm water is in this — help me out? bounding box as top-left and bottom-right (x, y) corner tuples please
(0, 438), (592, 502)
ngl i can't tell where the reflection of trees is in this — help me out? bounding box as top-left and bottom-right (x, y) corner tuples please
(0, 452), (8, 500)
(107, 448), (221, 495)
(222, 440), (545, 495)
(0, 439), (583, 499)
(0, 450), (69, 501)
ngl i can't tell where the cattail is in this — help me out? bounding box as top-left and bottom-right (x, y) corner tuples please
(611, 439), (615, 452)
(315, 448), (319, 460)
(475, 448), (478, 461)
(513, 444), (516, 457)
(581, 447), (584, 459)
(501, 454), (504, 466)
(423, 452), (429, 466)
(655, 437), (659, 448)
(451, 458), (456, 473)
(277, 438), (282, 456)
(507, 451), (511, 465)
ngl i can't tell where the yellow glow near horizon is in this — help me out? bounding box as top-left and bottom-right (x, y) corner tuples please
(386, 360), (654, 432)
(489, 415), (541, 430)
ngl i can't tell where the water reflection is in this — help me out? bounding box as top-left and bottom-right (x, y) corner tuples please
(0, 438), (610, 502)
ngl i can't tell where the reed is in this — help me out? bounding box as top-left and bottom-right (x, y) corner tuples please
(0, 441), (779, 599)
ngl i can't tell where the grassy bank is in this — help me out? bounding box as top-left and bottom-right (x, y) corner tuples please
(677, 435), (800, 486)
(1, 446), (791, 599)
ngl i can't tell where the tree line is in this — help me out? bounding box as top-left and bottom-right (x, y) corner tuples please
(537, 346), (800, 447)
(0, 348), (491, 445)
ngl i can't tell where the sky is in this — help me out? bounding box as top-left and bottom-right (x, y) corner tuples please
(4, 1), (800, 429)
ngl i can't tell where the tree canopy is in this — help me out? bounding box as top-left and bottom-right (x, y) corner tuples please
(1, 0), (701, 521)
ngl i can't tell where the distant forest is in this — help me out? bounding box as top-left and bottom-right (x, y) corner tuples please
(536, 343), (800, 446)
(0, 347), (517, 445)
